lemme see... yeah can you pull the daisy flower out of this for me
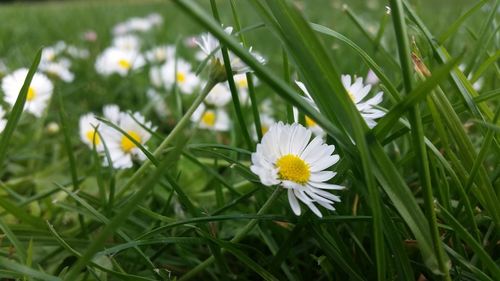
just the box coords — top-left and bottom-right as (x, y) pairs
(233, 73), (259, 105)
(204, 83), (232, 107)
(341, 74), (385, 128)
(112, 34), (141, 51)
(161, 59), (200, 94)
(103, 111), (154, 169)
(365, 69), (379, 85)
(103, 104), (121, 124)
(145, 45), (175, 63)
(196, 26), (265, 81)
(252, 113), (276, 140)
(295, 81), (325, 137)
(95, 47), (145, 77)
(79, 113), (103, 151)
(0, 107), (7, 133)
(191, 103), (230, 131)
(251, 122), (344, 217)
(146, 88), (169, 118)
(1, 68), (53, 117)
(40, 60), (75, 83)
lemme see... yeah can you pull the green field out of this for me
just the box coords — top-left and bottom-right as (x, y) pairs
(0, 0), (498, 280)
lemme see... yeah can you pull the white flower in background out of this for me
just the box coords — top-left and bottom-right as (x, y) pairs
(41, 47), (60, 63)
(295, 81), (325, 137)
(112, 34), (141, 51)
(149, 66), (163, 88)
(146, 13), (163, 26)
(233, 73), (259, 105)
(67, 45), (90, 59)
(103, 104), (121, 124)
(112, 13), (162, 36)
(1, 68), (53, 117)
(161, 59), (200, 94)
(191, 103), (230, 131)
(104, 111), (154, 169)
(79, 113), (103, 151)
(0, 107), (7, 133)
(251, 122), (344, 217)
(145, 45), (175, 63)
(0, 59), (8, 75)
(147, 88), (169, 118)
(40, 60), (75, 83)
(95, 47), (145, 76)
(252, 113), (276, 140)
(365, 69), (379, 85)
(341, 75), (385, 128)
(205, 83), (232, 107)
(459, 64), (484, 91)
(83, 30), (98, 42)
(196, 26), (265, 80)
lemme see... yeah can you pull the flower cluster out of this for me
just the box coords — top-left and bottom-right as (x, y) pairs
(79, 104), (154, 169)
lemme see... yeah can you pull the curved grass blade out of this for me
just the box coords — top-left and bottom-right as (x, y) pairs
(0, 256), (60, 281)
(438, 0), (489, 43)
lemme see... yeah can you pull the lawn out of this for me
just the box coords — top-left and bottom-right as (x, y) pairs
(0, 0), (498, 280)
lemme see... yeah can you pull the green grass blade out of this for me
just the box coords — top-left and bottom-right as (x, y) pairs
(0, 256), (60, 281)
(438, 0), (489, 43)
(0, 48), (42, 167)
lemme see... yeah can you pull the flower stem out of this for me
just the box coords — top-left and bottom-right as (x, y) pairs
(179, 188), (282, 281)
(117, 79), (217, 196)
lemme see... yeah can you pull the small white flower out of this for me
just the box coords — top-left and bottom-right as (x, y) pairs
(1, 68), (54, 117)
(251, 122), (344, 217)
(146, 13), (163, 26)
(103, 111), (154, 169)
(252, 113), (276, 140)
(112, 34), (141, 51)
(295, 81), (325, 137)
(341, 74), (385, 128)
(233, 73), (259, 105)
(196, 26), (265, 79)
(67, 45), (90, 59)
(161, 59), (200, 94)
(0, 107), (7, 133)
(79, 113), (103, 151)
(204, 83), (232, 107)
(103, 104), (121, 124)
(191, 103), (230, 131)
(40, 60), (75, 83)
(95, 47), (145, 77)
(145, 45), (175, 63)
(365, 69), (379, 85)
(146, 88), (169, 118)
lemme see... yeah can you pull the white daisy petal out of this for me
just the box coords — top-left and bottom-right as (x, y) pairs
(288, 189), (302, 216)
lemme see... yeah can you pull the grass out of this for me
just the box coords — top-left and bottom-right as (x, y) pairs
(0, 0), (499, 280)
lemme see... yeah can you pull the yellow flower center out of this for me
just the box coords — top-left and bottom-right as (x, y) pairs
(305, 116), (316, 128)
(176, 72), (186, 83)
(276, 154), (310, 184)
(118, 59), (131, 70)
(201, 111), (216, 127)
(261, 125), (269, 135)
(237, 78), (248, 88)
(348, 90), (355, 101)
(27, 87), (36, 101)
(121, 131), (141, 152)
(85, 130), (100, 145)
